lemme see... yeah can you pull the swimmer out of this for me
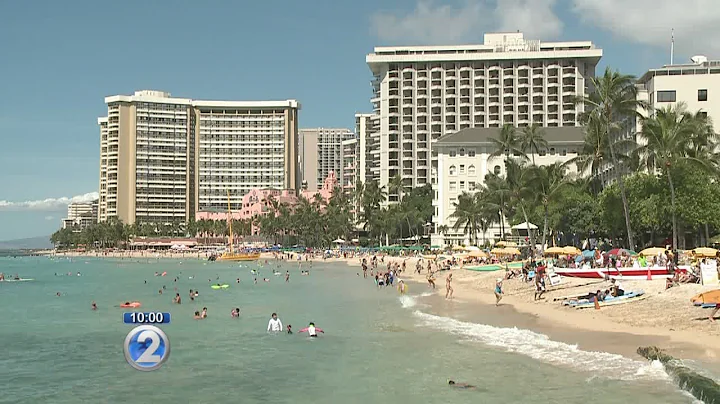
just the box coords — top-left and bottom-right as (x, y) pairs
(267, 313), (283, 332)
(263, 278), (270, 282)
(398, 280), (408, 295)
(193, 311), (203, 320)
(158, 289), (163, 295)
(287, 324), (293, 334)
(285, 271), (290, 282)
(56, 292), (61, 297)
(231, 308), (240, 318)
(91, 301), (97, 310)
(448, 380), (475, 389)
(77, 272), (81, 276)
(236, 278), (240, 284)
(173, 293), (181, 304)
(254, 278), (258, 284)
(189, 289), (195, 301)
(201, 307), (208, 318)
(298, 322), (324, 337)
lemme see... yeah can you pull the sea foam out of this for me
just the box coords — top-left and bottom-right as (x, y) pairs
(400, 293), (671, 382)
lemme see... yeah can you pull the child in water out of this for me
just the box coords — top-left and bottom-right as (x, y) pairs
(287, 324), (293, 334)
(231, 308), (240, 318)
(193, 311), (203, 320)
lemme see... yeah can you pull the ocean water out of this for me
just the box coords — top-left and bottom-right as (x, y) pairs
(0, 256), (704, 404)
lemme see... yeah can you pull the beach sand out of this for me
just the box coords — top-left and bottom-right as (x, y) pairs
(47, 249), (720, 363)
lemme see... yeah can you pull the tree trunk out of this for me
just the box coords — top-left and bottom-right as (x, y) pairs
(705, 223), (710, 246)
(609, 146), (634, 249)
(499, 205), (506, 240)
(520, 204), (534, 254)
(667, 169), (678, 250)
(541, 203), (549, 249)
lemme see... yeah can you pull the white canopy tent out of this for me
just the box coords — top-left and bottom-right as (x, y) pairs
(511, 222), (538, 230)
(332, 238), (346, 244)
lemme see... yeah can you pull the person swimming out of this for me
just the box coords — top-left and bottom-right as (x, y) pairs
(193, 311), (203, 320)
(448, 380), (475, 389)
(231, 308), (240, 318)
(298, 322), (324, 337)
(287, 324), (293, 334)
(201, 307), (208, 318)
(91, 301), (97, 310)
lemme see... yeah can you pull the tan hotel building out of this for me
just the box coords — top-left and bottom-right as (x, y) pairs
(97, 90), (300, 225)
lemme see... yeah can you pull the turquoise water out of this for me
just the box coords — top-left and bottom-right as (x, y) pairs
(0, 256), (701, 403)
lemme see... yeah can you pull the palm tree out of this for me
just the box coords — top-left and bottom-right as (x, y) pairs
(489, 124), (525, 160)
(574, 67), (648, 249)
(449, 192), (481, 245)
(635, 104), (717, 250)
(504, 159), (535, 247)
(529, 163), (569, 248)
(483, 173), (510, 239)
(387, 174), (404, 202)
(519, 124), (548, 165)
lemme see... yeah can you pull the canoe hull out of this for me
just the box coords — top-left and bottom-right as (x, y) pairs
(553, 266), (688, 279)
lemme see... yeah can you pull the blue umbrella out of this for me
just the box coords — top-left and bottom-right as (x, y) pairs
(582, 250), (595, 258)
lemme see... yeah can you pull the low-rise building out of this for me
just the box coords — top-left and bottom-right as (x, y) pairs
(61, 200), (99, 230)
(431, 127), (584, 247)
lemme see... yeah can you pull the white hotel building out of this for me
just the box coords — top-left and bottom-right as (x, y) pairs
(98, 90), (300, 225)
(366, 32), (602, 204)
(431, 127), (584, 247)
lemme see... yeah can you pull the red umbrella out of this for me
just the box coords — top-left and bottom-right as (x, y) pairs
(607, 248), (632, 256)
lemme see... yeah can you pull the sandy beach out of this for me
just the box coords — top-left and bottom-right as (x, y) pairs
(46, 249), (719, 363)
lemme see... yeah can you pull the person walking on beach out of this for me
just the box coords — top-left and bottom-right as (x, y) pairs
(709, 304), (720, 322)
(495, 278), (504, 306)
(427, 270), (436, 289)
(445, 273), (454, 299)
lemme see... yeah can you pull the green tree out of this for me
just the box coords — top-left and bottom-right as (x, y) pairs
(519, 124), (548, 165)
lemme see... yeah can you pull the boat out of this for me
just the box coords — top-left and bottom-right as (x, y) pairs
(465, 261), (524, 272)
(563, 290), (645, 307)
(552, 265), (690, 280)
(215, 190), (261, 262)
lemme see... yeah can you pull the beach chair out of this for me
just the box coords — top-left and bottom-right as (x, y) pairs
(547, 268), (562, 287)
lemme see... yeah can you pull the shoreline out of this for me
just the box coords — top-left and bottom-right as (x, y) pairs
(40, 250), (719, 364)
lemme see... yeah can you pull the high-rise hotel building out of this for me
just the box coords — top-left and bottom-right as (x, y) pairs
(299, 128), (354, 191)
(365, 32), (602, 202)
(97, 90), (300, 225)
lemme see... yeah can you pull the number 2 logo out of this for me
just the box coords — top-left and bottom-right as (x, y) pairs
(124, 325), (171, 371)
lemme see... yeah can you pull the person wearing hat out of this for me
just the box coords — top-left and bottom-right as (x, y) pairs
(299, 322), (324, 337)
(494, 278), (504, 306)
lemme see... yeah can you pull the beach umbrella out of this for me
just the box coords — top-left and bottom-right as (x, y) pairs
(332, 238), (345, 244)
(543, 246), (565, 255)
(562, 246), (581, 255)
(500, 247), (521, 255)
(693, 247), (718, 257)
(469, 250), (487, 258)
(495, 241), (507, 247)
(465, 246), (481, 251)
(639, 247), (666, 256)
(607, 248), (634, 257)
(490, 247), (505, 254)
(581, 250), (595, 258)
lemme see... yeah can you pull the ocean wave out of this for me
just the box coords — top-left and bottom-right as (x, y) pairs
(412, 310), (671, 382)
(398, 291), (433, 309)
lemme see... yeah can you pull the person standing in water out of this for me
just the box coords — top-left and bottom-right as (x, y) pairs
(398, 280), (408, 295)
(287, 324), (293, 334)
(267, 313), (283, 332)
(445, 273), (454, 299)
(494, 278), (504, 306)
(298, 322), (324, 337)
(285, 271), (290, 283)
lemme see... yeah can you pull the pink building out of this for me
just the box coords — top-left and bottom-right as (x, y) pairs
(195, 172), (338, 235)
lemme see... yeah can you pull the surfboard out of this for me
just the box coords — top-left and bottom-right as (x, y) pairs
(690, 289), (720, 305)
(1, 278), (34, 282)
(575, 293), (649, 309)
(211, 284), (229, 289)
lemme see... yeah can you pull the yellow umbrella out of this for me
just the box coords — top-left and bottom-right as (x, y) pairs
(495, 241), (507, 247)
(452, 246), (465, 251)
(490, 247), (505, 254)
(499, 247), (521, 255)
(543, 246), (565, 255)
(469, 250), (487, 258)
(562, 246), (581, 255)
(693, 247), (718, 257)
(504, 241), (518, 247)
(639, 247), (666, 256)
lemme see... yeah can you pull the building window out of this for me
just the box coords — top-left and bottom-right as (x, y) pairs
(657, 90), (676, 102)
(699, 89), (708, 102)
(494, 165), (501, 175)
(449, 181), (457, 192)
(459, 148), (465, 156)
(468, 165), (476, 176)
(468, 149), (476, 157)
(459, 165), (465, 174)
(700, 111), (708, 119)
(560, 149), (567, 156)
(549, 147), (555, 155)
(449, 165), (456, 175)
(449, 149), (457, 157)
(469, 181), (476, 191)
(460, 181), (465, 190)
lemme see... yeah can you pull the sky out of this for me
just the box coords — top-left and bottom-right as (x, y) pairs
(0, 0), (718, 241)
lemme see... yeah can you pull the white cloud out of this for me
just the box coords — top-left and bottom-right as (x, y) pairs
(44, 216), (55, 221)
(0, 192), (98, 211)
(370, 0), (563, 45)
(571, 0), (720, 56)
